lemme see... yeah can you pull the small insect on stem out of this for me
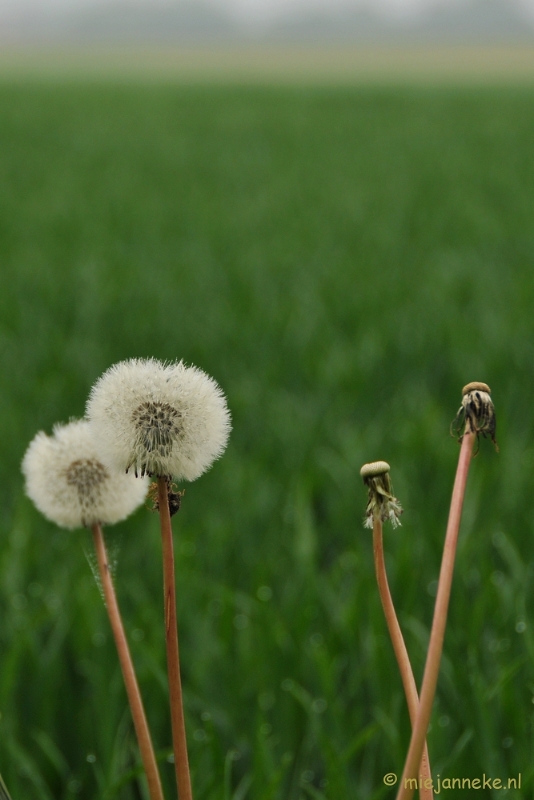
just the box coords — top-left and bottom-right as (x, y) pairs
(147, 479), (184, 517)
(451, 381), (498, 452)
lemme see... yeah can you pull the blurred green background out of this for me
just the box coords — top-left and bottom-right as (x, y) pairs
(1, 77), (534, 799)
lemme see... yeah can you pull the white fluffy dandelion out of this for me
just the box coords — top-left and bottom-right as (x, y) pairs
(86, 358), (231, 480)
(22, 419), (149, 529)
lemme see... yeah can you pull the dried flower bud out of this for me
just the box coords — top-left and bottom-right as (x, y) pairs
(360, 461), (403, 529)
(451, 381), (497, 449)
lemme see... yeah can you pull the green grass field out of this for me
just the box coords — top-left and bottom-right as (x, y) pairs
(1, 79), (534, 799)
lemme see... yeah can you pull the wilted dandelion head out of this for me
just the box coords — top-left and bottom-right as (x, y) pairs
(452, 381), (497, 449)
(360, 461), (403, 529)
(22, 419), (149, 529)
(86, 358), (231, 480)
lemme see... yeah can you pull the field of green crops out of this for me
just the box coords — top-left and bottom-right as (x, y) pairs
(1, 78), (534, 799)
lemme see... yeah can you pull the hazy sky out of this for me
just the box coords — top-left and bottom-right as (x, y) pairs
(1, 0), (534, 24)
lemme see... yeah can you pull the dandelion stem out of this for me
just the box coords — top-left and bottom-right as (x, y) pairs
(396, 431), (476, 800)
(157, 476), (193, 800)
(91, 523), (165, 800)
(373, 517), (433, 800)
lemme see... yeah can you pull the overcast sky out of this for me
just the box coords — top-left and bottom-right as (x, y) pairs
(1, 0), (534, 23)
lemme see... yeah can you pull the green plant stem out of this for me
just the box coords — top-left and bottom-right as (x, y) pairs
(91, 523), (165, 800)
(157, 476), (193, 800)
(396, 431), (476, 800)
(373, 518), (433, 800)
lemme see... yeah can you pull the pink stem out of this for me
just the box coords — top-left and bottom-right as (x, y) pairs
(396, 432), (475, 800)
(373, 518), (433, 800)
(91, 523), (165, 800)
(157, 476), (193, 800)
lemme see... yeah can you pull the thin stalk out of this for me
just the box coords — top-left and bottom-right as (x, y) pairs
(373, 518), (433, 800)
(91, 523), (165, 800)
(396, 431), (475, 800)
(157, 476), (193, 800)
(0, 773), (13, 800)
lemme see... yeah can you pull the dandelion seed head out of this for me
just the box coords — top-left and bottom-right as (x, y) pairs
(22, 419), (149, 529)
(86, 358), (231, 480)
